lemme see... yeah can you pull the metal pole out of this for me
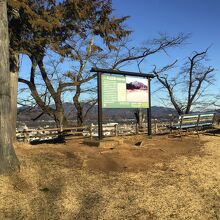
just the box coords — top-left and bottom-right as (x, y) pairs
(97, 72), (103, 139)
(147, 78), (152, 136)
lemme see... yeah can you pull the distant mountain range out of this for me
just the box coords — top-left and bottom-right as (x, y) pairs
(17, 102), (220, 127)
(17, 102), (177, 124)
(126, 81), (148, 90)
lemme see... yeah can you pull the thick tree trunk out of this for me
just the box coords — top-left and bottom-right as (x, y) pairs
(53, 110), (68, 140)
(0, 0), (19, 174)
(134, 109), (145, 129)
(10, 52), (19, 142)
(54, 110), (68, 129)
(76, 107), (83, 127)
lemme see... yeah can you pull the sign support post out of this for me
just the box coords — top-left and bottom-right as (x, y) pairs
(147, 78), (152, 136)
(97, 72), (103, 140)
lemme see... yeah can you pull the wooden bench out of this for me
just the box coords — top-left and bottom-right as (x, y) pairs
(169, 112), (215, 137)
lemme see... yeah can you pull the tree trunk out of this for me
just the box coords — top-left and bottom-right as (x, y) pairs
(0, 0), (19, 174)
(53, 110), (68, 140)
(76, 107), (83, 127)
(73, 85), (84, 127)
(10, 52), (19, 142)
(54, 110), (68, 129)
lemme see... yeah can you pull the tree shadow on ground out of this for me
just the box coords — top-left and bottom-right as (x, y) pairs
(73, 191), (103, 219)
(30, 136), (65, 145)
(30, 174), (65, 219)
(202, 128), (220, 136)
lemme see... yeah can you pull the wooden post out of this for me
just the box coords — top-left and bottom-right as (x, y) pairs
(154, 122), (158, 134)
(23, 129), (29, 143)
(89, 124), (93, 139)
(97, 72), (103, 140)
(147, 78), (152, 136)
(115, 124), (118, 136)
(136, 123), (139, 134)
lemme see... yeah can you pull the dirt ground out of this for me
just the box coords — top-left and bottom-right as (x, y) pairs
(0, 134), (219, 219)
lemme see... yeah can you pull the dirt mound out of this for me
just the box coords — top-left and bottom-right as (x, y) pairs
(15, 135), (204, 173)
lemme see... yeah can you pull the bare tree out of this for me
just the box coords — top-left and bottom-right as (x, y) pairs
(67, 33), (190, 125)
(110, 33), (189, 70)
(18, 33), (189, 127)
(213, 93), (220, 110)
(18, 54), (69, 129)
(0, 0), (19, 174)
(153, 48), (215, 115)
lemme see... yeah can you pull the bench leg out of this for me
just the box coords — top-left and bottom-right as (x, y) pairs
(196, 126), (200, 138)
(179, 129), (183, 140)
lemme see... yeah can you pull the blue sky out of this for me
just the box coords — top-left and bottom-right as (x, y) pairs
(112, 0), (220, 106)
(19, 0), (220, 108)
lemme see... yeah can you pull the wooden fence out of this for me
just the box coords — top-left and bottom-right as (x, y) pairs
(16, 122), (171, 142)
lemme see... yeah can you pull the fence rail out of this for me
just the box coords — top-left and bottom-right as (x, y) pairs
(16, 122), (171, 142)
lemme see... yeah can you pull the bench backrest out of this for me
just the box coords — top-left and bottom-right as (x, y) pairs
(178, 113), (215, 128)
(198, 113), (215, 125)
(178, 114), (199, 128)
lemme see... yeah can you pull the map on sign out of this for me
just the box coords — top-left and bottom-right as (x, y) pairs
(102, 74), (149, 108)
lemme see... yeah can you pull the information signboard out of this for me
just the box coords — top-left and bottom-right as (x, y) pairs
(102, 74), (149, 108)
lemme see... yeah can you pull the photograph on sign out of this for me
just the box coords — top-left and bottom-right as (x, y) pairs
(126, 76), (148, 103)
(102, 74), (149, 108)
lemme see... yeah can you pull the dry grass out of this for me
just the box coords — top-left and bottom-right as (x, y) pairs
(0, 135), (219, 219)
